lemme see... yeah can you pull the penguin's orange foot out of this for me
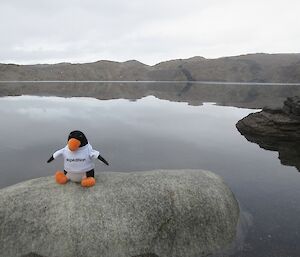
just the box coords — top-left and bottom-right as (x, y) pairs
(81, 177), (96, 187)
(55, 171), (68, 185)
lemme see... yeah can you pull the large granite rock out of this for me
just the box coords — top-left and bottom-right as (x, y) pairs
(0, 170), (239, 257)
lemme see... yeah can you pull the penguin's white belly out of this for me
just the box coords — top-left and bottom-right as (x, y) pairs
(66, 172), (86, 182)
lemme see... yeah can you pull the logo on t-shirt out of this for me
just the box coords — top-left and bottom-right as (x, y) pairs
(66, 158), (86, 163)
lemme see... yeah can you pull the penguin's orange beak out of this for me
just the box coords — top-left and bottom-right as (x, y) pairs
(68, 138), (81, 151)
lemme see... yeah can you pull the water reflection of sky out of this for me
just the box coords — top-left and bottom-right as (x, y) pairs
(0, 95), (300, 256)
(0, 95), (257, 182)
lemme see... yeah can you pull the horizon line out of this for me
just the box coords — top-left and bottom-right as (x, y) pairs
(0, 80), (300, 86)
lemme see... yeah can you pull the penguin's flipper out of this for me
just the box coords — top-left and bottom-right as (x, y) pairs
(47, 155), (54, 163)
(98, 154), (109, 166)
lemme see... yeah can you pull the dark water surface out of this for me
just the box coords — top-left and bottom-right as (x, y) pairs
(0, 82), (300, 257)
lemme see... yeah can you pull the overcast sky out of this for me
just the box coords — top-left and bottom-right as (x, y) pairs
(0, 0), (299, 65)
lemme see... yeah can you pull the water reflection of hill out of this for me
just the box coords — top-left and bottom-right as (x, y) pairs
(0, 82), (300, 109)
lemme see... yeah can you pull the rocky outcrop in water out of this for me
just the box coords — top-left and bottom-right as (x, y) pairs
(236, 96), (300, 170)
(282, 95), (300, 117)
(236, 96), (300, 139)
(0, 170), (239, 257)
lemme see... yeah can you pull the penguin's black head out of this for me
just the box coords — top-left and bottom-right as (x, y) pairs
(67, 130), (88, 151)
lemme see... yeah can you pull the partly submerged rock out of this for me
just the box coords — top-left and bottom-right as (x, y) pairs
(236, 96), (300, 139)
(236, 96), (300, 171)
(0, 170), (239, 257)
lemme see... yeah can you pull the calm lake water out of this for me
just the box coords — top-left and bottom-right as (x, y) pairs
(0, 83), (300, 257)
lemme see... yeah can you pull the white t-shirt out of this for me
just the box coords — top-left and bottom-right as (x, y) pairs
(53, 143), (100, 173)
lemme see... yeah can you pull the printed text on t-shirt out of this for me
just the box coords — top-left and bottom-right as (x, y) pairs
(66, 158), (86, 162)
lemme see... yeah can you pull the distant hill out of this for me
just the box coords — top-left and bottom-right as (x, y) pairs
(1, 53), (300, 82)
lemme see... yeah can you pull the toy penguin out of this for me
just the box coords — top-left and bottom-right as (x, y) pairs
(47, 130), (109, 187)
